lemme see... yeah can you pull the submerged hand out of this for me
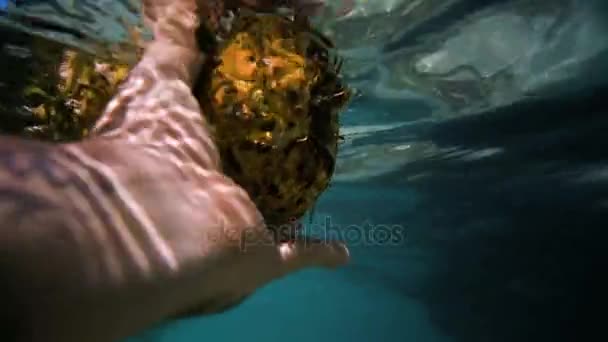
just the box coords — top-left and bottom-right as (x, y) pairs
(133, 0), (351, 314)
(0, 1), (349, 341)
(161, 195), (351, 317)
(103, 0), (351, 318)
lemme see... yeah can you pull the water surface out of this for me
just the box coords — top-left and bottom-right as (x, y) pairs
(1, 1), (606, 341)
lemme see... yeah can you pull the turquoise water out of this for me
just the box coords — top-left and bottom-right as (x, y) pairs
(127, 182), (448, 342)
(2, 1), (607, 341)
(124, 84), (607, 342)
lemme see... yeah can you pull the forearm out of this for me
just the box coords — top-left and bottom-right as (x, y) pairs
(0, 210), (146, 342)
(138, 41), (204, 87)
(0, 143), (153, 341)
(0, 142), (212, 342)
(139, 0), (207, 85)
(92, 0), (209, 137)
(0, 139), (264, 341)
(90, 39), (206, 136)
(0, 2), (264, 339)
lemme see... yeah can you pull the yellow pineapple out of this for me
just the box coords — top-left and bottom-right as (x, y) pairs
(196, 12), (350, 224)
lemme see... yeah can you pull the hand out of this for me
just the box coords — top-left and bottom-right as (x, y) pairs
(125, 150), (349, 318)
(161, 190), (351, 317)
(103, 0), (349, 334)
(1, 1), (349, 341)
(133, 0), (350, 319)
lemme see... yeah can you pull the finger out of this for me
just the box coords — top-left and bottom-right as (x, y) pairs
(277, 237), (350, 272)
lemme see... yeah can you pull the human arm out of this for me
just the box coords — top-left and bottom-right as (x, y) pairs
(0, 1), (348, 341)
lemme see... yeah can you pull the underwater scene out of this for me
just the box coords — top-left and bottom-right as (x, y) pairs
(1, 0), (607, 341)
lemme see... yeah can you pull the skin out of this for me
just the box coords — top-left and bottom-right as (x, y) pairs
(0, 1), (349, 341)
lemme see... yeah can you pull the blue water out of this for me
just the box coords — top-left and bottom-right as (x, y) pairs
(126, 84), (608, 342)
(2, 1), (607, 341)
(127, 183), (446, 342)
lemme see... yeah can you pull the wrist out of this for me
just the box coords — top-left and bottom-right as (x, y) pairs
(141, 41), (205, 86)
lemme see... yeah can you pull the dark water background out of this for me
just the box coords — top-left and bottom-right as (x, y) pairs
(126, 81), (607, 342)
(1, 0), (607, 341)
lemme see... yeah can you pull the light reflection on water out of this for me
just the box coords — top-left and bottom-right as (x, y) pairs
(1, 1), (607, 341)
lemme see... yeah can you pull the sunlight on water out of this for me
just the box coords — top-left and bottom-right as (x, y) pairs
(1, 1), (607, 341)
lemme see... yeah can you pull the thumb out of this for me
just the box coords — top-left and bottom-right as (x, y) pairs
(277, 237), (350, 273)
